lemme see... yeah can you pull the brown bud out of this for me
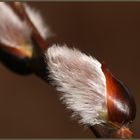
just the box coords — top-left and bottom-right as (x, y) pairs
(101, 64), (136, 137)
(102, 64), (136, 124)
(0, 43), (32, 75)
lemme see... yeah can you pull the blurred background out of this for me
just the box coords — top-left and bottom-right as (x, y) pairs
(0, 2), (139, 138)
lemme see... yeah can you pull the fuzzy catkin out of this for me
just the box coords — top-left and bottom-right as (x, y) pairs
(45, 44), (107, 125)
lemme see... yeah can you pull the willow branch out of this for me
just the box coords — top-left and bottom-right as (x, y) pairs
(1, 2), (132, 138)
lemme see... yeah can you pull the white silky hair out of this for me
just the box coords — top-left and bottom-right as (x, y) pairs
(45, 44), (107, 125)
(0, 2), (51, 49)
(25, 4), (52, 40)
(0, 2), (31, 48)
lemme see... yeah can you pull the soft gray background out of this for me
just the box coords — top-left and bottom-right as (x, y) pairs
(0, 2), (139, 138)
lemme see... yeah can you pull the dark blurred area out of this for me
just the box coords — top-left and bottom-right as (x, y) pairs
(0, 2), (139, 138)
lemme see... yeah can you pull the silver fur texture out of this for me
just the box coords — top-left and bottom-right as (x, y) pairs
(0, 2), (31, 49)
(45, 44), (107, 125)
(0, 2), (50, 49)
